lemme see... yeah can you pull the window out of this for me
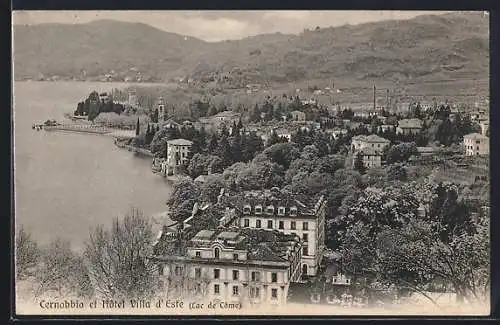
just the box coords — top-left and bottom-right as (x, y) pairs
(174, 266), (182, 276)
(477, 146), (479, 150)
(251, 271), (261, 282)
(250, 287), (260, 298)
(214, 269), (220, 279)
(279, 221), (284, 229)
(476, 140), (481, 144)
(233, 270), (239, 280)
(214, 248), (220, 259)
(271, 272), (278, 283)
(267, 220), (273, 229)
(233, 253), (238, 261)
(244, 219), (250, 227)
(266, 206), (274, 214)
(158, 266), (164, 276)
(195, 251), (201, 258)
(291, 221), (296, 230)
(255, 205), (262, 214)
(232, 285), (239, 296)
(290, 207), (297, 216)
(303, 233), (308, 242)
(278, 207), (285, 215)
(333, 278), (337, 283)
(302, 222), (308, 230)
(243, 205), (251, 214)
(303, 247), (308, 256)
(271, 288), (278, 299)
(256, 220), (261, 228)
(214, 284), (220, 294)
(195, 268), (201, 279)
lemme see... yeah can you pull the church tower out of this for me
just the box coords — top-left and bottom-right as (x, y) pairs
(158, 97), (165, 121)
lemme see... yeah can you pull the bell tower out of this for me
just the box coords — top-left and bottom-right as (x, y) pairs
(158, 97), (165, 121)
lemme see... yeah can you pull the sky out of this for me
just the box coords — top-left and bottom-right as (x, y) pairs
(12, 10), (456, 42)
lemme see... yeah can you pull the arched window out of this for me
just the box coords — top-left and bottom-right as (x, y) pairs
(214, 248), (220, 259)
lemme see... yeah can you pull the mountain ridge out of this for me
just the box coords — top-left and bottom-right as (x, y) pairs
(13, 12), (489, 90)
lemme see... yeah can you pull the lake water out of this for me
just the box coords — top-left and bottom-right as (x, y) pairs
(14, 81), (173, 251)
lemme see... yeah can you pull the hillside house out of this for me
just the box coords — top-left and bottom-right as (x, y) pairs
(463, 133), (489, 156)
(352, 148), (383, 168)
(273, 128), (293, 142)
(325, 128), (348, 140)
(378, 124), (395, 133)
(396, 118), (423, 135)
(290, 110), (306, 122)
(351, 134), (390, 153)
(480, 120), (489, 136)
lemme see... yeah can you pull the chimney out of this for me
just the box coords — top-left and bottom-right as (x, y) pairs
(386, 88), (389, 110)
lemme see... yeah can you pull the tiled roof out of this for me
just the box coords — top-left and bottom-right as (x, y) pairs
(398, 118), (423, 129)
(464, 133), (488, 140)
(225, 188), (320, 216)
(352, 134), (390, 143)
(167, 138), (193, 146)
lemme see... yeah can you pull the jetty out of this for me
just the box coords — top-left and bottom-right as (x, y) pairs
(42, 123), (111, 135)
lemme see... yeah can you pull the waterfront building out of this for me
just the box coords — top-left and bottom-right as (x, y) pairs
(151, 224), (302, 307)
(396, 118), (423, 135)
(166, 139), (193, 175)
(227, 188), (326, 277)
(463, 133), (489, 156)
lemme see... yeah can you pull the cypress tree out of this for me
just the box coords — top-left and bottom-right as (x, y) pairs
(354, 152), (366, 174)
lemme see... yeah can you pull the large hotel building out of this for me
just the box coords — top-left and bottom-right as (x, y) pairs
(150, 188), (326, 306)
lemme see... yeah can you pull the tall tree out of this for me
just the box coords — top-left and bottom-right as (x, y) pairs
(16, 226), (40, 280)
(135, 118), (140, 136)
(208, 133), (219, 154)
(84, 208), (158, 299)
(354, 153), (366, 174)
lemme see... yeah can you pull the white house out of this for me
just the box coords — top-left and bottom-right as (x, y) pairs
(463, 133), (489, 156)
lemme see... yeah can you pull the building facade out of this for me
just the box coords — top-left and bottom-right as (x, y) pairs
(228, 188), (327, 277)
(396, 118), (423, 135)
(351, 134), (390, 153)
(290, 110), (306, 122)
(152, 228), (302, 307)
(352, 149), (383, 168)
(463, 133), (489, 156)
(166, 139), (193, 175)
